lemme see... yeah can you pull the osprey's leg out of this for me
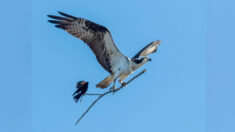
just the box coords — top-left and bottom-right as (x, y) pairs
(110, 79), (117, 93)
(110, 70), (121, 92)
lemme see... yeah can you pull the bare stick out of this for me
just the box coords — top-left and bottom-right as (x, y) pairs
(84, 93), (102, 96)
(75, 69), (146, 126)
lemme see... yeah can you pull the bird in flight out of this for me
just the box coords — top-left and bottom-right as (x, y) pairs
(48, 11), (161, 91)
(72, 81), (88, 103)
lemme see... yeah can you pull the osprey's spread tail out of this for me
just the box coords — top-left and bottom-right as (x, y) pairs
(96, 75), (114, 88)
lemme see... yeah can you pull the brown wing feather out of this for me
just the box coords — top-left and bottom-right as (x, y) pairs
(48, 11), (125, 73)
(132, 40), (161, 59)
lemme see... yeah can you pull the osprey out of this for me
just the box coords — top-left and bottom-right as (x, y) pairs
(48, 11), (161, 91)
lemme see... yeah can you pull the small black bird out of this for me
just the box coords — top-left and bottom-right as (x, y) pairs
(73, 81), (88, 103)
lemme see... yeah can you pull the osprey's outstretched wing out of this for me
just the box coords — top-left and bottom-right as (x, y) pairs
(48, 11), (126, 73)
(132, 40), (161, 59)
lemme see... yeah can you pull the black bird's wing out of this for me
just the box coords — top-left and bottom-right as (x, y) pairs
(72, 82), (89, 103)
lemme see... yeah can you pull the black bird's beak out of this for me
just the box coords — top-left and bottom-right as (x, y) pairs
(148, 58), (152, 61)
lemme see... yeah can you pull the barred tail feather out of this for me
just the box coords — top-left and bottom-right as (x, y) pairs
(96, 75), (114, 89)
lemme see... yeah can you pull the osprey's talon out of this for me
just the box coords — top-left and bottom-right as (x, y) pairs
(121, 82), (127, 87)
(110, 85), (116, 94)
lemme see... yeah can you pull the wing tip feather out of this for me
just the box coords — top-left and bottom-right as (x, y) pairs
(55, 25), (66, 29)
(57, 11), (77, 19)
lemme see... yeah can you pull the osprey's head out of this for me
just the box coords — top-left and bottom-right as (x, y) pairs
(132, 56), (151, 71)
(133, 56), (151, 64)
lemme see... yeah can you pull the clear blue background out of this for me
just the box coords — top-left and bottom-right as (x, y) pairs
(0, 0), (234, 132)
(0, 0), (31, 132)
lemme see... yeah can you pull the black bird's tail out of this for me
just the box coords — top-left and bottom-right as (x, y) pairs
(73, 93), (82, 103)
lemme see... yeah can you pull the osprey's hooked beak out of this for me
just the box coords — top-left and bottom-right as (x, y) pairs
(148, 58), (152, 61)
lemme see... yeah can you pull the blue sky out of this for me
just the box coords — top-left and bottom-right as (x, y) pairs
(0, 0), (234, 132)
(0, 1), (31, 132)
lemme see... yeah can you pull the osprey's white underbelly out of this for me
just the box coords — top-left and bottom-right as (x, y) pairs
(111, 57), (133, 80)
(102, 32), (133, 80)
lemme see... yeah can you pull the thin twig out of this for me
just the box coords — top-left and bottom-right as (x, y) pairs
(75, 69), (146, 126)
(84, 93), (102, 96)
